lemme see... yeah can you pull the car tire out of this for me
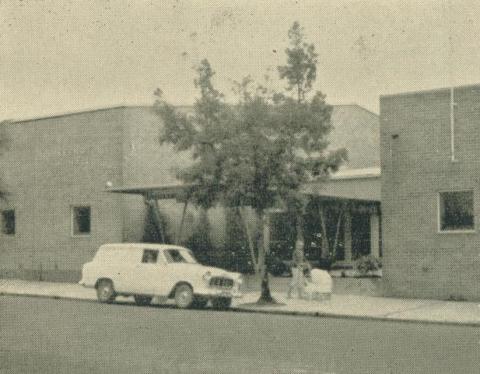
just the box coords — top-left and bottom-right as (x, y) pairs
(134, 295), (152, 306)
(174, 284), (194, 309)
(191, 296), (208, 309)
(211, 297), (232, 310)
(96, 279), (116, 303)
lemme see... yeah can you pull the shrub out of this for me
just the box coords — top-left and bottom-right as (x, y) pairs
(266, 254), (291, 277)
(355, 255), (382, 276)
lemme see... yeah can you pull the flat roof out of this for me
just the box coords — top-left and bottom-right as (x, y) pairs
(107, 183), (194, 200)
(380, 82), (480, 99)
(330, 167), (380, 180)
(107, 168), (381, 202)
(4, 103), (376, 124)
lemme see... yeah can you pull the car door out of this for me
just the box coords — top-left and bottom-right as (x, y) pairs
(136, 248), (170, 296)
(114, 248), (143, 294)
(162, 248), (190, 293)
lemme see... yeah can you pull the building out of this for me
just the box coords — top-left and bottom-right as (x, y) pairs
(380, 83), (480, 300)
(0, 104), (380, 282)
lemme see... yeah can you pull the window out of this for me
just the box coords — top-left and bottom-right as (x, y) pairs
(2, 209), (15, 235)
(439, 191), (474, 232)
(142, 249), (159, 264)
(164, 249), (197, 264)
(72, 206), (91, 235)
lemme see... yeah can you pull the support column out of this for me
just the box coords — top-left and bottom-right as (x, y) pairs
(176, 199), (189, 244)
(144, 195), (165, 243)
(344, 210), (352, 262)
(370, 213), (380, 258)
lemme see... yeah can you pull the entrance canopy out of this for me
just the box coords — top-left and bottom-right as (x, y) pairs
(302, 167), (380, 202)
(106, 167), (381, 203)
(107, 183), (194, 201)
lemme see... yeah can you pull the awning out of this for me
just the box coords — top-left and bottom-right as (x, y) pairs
(106, 168), (381, 203)
(106, 184), (194, 200)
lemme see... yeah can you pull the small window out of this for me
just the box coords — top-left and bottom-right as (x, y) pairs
(439, 191), (474, 231)
(164, 249), (188, 263)
(2, 209), (15, 235)
(142, 249), (159, 264)
(72, 206), (91, 235)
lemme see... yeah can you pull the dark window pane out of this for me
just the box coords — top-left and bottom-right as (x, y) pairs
(440, 191), (474, 231)
(142, 249), (158, 264)
(164, 249), (187, 263)
(2, 209), (15, 235)
(73, 206), (91, 235)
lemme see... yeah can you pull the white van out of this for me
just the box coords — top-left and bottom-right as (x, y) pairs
(80, 243), (242, 309)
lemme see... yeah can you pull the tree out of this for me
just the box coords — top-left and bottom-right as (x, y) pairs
(276, 21), (348, 255)
(154, 22), (346, 303)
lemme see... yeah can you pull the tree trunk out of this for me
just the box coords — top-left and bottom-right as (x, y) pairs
(237, 207), (259, 274)
(256, 210), (275, 304)
(331, 208), (344, 261)
(296, 213), (305, 257)
(318, 205), (329, 258)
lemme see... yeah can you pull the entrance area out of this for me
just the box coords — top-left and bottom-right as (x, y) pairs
(269, 197), (381, 269)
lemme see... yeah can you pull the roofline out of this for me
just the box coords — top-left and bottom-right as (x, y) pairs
(99, 243), (189, 250)
(106, 183), (190, 193)
(329, 167), (381, 180)
(332, 103), (378, 117)
(380, 83), (480, 99)
(4, 103), (377, 125)
(6, 105), (154, 125)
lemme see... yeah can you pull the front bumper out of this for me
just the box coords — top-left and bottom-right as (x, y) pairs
(195, 286), (242, 299)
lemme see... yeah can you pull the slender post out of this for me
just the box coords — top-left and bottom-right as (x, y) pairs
(144, 195), (165, 243)
(370, 212), (380, 258)
(344, 209), (352, 263)
(176, 199), (189, 244)
(450, 87), (456, 162)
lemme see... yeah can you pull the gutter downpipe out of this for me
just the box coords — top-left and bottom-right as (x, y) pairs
(450, 87), (456, 162)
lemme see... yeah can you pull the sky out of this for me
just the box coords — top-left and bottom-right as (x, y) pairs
(1, 0), (479, 120)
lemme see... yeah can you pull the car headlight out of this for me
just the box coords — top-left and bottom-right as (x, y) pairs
(202, 271), (212, 282)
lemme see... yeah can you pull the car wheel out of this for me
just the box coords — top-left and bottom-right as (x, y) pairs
(174, 284), (194, 309)
(134, 295), (152, 306)
(211, 297), (232, 310)
(192, 296), (208, 309)
(96, 279), (116, 303)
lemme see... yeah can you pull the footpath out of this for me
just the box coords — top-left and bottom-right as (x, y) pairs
(1, 278), (480, 326)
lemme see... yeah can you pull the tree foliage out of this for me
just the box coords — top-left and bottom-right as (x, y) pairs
(154, 22), (347, 302)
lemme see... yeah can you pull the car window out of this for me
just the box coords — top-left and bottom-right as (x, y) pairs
(141, 249), (159, 264)
(164, 249), (197, 264)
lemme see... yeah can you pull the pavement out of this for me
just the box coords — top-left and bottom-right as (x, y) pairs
(1, 278), (480, 326)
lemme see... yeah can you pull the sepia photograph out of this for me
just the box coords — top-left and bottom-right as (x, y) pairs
(1, 1), (480, 373)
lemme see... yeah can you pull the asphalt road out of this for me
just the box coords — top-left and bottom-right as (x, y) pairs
(1, 296), (479, 374)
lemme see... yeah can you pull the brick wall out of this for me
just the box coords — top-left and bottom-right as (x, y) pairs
(0, 108), (126, 281)
(380, 84), (480, 300)
(119, 106), (226, 246)
(0, 106), (229, 282)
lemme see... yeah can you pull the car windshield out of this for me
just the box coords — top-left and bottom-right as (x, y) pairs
(164, 249), (197, 264)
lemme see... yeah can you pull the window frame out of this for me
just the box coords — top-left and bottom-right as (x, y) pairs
(437, 190), (475, 234)
(71, 205), (92, 237)
(141, 249), (160, 264)
(1, 209), (15, 236)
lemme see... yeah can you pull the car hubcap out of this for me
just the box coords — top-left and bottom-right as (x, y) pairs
(100, 285), (110, 298)
(179, 291), (189, 304)
(177, 288), (192, 307)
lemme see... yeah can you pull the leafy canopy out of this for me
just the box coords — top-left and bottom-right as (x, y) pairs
(154, 22), (347, 213)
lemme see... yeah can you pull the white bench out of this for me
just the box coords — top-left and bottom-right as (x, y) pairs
(302, 269), (332, 301)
